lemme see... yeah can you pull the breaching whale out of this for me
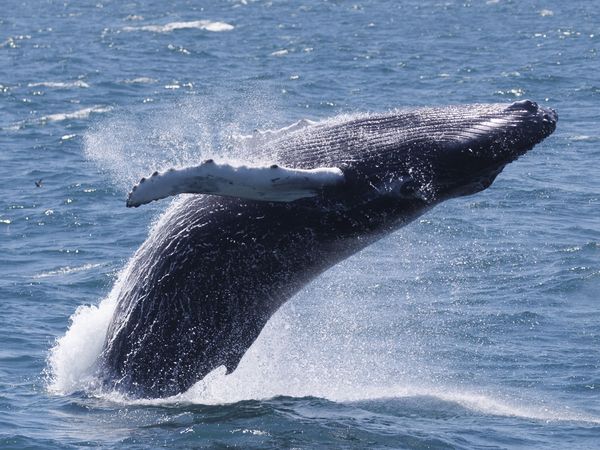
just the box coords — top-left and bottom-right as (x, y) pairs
(98, 100), (557, 398)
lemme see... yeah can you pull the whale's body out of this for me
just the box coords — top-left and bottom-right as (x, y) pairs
(99, 101), (557, 398)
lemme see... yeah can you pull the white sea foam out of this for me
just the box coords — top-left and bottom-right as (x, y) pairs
(123, 20), (234, 33)
(34, 263), (103, 279)
(270, 49), (289, 57)
(82, 95), (281, 191)
(570, 134), (597, 142)
(5, 105), (112, 130)
(122, 77), (158, 84)
(125, 14), (144, 21)
(41, 106), (112, 123)
(47, 266), (600, 425)
(47, 291), (117, 394)
(28, 80), (90, 89)
(46, 200), (185, 394)
(0, 34), (31, 48)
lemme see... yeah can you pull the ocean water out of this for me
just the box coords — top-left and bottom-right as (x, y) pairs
(1, 0), (599, 448)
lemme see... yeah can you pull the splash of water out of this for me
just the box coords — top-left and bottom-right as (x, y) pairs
(47, 288), (117, 394)
(82, 92), (280, 192)
(47, 256), (600, 425)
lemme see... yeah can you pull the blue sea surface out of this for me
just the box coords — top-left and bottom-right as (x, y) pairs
(1, 0), (599, 448)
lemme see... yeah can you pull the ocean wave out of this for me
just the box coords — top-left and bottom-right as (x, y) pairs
(3, 105), (112, 131)
(33, 263), (103, 279)
(40, 106), (112, 123)
(0, 34), (31, 48)
(270, 49), (289, 57)
(123, 20), (234, 33)
(122, 77), (158, 84)
(28, 80), (90, 89)
(113, 378), (600, 425)
(570, 134), (598, 142)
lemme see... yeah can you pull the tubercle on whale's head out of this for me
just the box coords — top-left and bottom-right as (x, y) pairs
(508, 99), (558, 137)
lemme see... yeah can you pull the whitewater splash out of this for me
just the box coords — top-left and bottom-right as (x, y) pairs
(123, 20), (234, 33)
(4, 105), (113, 131)
(47, 211), (600, 426)
(28, 80), (90, 89)
(47, 240), (600, 425)
(82, 95), (279, 192)
(33, 263), (104, 279)
(42, 106), (113, 123)
(49, 93), (290, 392)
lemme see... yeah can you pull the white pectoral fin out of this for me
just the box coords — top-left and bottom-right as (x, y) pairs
(126, 160), (345, 207)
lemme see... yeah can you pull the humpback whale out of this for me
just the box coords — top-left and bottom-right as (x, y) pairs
(98, 100), (557, 398)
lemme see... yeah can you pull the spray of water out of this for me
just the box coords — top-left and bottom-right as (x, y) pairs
(82, 91), (281, 191)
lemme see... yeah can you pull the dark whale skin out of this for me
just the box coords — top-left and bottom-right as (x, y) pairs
(99, 101), (557, 398)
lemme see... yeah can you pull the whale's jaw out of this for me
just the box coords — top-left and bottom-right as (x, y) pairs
(432, 100), (557, 200)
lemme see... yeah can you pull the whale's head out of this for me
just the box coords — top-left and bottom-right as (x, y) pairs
(420, 100), (557, 201)
(337, 100), (557, 206)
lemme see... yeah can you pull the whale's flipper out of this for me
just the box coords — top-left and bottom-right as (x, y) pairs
(126, 160), (344, 207)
